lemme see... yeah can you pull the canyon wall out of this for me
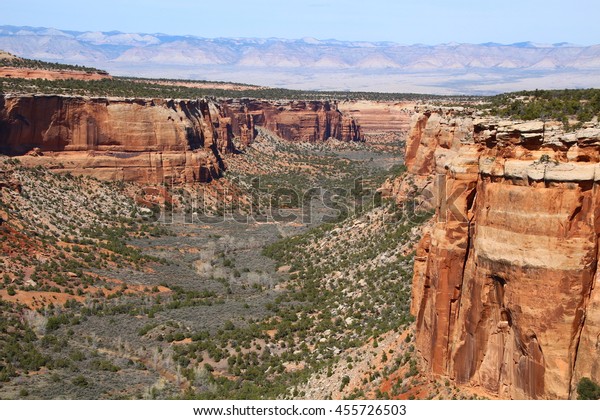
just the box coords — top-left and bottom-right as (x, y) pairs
(404, 109), (600, 399)
(337, 100), (414, 134)
(222, 99), (363, 144)
(0, 95), (232, 183)
(0, 95), (363, 183)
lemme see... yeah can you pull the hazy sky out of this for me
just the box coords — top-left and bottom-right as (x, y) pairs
(2, 0), (598, 45)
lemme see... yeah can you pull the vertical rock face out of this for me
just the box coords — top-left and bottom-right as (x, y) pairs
(221, 99), (363, 144)
(337, 100), (414, 134)
(0, 95), (232, 183)
(405, 109), (600, 399)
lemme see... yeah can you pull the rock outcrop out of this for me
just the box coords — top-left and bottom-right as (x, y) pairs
(0, 95), (232, 183)
(404, 109), (600, 399)
(222, 99), (363, 144)
(0, 169), (21, 193)
(0, 67), (111, 81)
(337, 100), (414, 134)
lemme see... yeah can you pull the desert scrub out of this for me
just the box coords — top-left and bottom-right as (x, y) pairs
(0, 301), (50, 381)
(172, 202), (430, 399)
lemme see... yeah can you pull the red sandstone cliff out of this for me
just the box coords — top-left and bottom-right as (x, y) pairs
(337, 100), (414, 134)
(403, 109), (600, 399)
(222, 99), (363, 144)
(0, 95), (231, 183)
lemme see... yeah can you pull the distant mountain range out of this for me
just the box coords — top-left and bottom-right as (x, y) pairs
(1, 25), (599, 94)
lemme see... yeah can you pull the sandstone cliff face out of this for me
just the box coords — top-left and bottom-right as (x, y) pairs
(405, 109), (600, 399)
(0, 95), (232, 183)
(222, 99), (363, 144)
(337, 100), (414, 134)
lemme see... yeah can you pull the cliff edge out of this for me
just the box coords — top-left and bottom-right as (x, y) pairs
(402, 109), (600, 399)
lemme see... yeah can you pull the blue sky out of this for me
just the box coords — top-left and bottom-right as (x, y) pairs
(2, 0), (598, 45)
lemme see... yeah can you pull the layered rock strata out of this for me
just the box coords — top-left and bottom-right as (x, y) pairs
(222, 99), (363, 144)
(337, 100), (414, 134)
(404, 109), (600, 399)
(0, 95), (232, 183)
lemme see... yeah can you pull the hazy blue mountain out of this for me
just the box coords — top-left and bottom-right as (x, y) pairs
(1, 25), (599, 94)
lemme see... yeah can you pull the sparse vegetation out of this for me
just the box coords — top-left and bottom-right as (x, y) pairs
(485, 88), (600, 128)
(0, 56), (105, 74)
(1, 74), (473, 102)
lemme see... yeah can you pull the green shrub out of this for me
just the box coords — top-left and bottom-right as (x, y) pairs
(339, 375), (350, 391)
(138, 323), (157, 336)
(577, 377), (600, 400)
(72, 375), (89, 387)
(91, 359), (120, 372)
